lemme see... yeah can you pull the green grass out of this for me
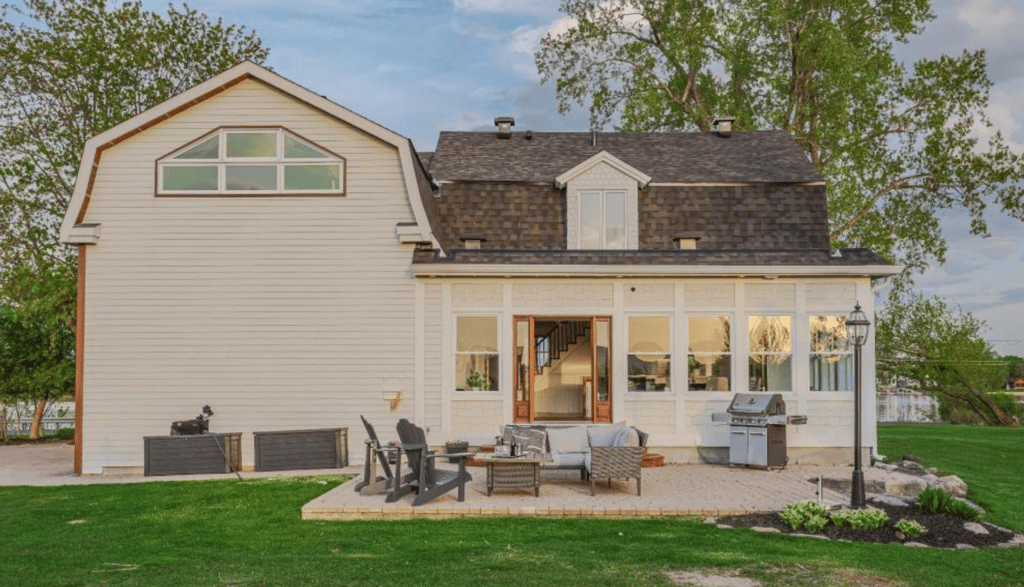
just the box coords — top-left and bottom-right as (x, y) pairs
(1, 425), (1022, 587)
(878, 424), (1024, 530)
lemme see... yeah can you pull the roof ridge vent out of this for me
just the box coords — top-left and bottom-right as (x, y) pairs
(494, 116), (515, 139)
(712, 116), (736, 138)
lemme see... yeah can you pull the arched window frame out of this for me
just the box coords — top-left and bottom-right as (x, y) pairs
(156, 127), (346, 196)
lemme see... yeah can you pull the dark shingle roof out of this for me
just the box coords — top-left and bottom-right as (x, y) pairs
(429, 130), (823, 184)
(413, 248), (891, 268)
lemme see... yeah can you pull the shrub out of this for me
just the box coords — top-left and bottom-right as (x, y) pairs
(917, 486), (980, 521)
(896, 518), (928, 538)
(56, 428), (75, 441)
(830, 508), (889, 530)
(779, 501), (830, 531)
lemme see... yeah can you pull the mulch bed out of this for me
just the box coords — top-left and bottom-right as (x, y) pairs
(718, 499), (1018, 549)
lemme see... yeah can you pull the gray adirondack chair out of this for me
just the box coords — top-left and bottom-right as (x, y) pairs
(354, 415), (412, 496)
(386, 418), (473, 506)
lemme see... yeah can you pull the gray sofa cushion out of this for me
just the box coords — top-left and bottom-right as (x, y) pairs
(547, 426), (589, 454)
(588, 421), (627, 448)
(614, 427), (641, 447)
(551, 452), (586, 468)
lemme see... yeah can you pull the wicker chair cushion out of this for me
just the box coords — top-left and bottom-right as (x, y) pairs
(547, 426), (589, 454)
(551, 452), (586, 468)
(588, 421), (627, 448)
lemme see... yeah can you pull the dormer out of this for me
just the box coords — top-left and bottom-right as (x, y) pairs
(555, 151), (651, 250)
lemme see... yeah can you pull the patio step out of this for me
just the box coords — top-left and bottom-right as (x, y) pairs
(642, 452), (666, 468)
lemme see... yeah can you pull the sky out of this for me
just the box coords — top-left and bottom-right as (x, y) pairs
(135, 0), (1024, 357)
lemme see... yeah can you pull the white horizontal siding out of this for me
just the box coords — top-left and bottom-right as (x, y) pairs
(80, 79), (419, 472)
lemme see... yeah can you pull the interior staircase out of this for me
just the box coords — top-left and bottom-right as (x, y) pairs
(535, 321), (591, 374)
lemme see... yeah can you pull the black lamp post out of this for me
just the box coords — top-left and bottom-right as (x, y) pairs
(846, 302), (871, 509)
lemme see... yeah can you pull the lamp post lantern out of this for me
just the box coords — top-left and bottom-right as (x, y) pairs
(846, 302), (871, 509)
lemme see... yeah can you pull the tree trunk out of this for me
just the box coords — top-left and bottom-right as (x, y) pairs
(29, 396), (49, 440)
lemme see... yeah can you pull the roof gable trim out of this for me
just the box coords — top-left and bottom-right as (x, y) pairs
(554, 151), (652, 189)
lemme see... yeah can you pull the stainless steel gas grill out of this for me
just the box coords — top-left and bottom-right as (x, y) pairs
(720, 393), (803, 469)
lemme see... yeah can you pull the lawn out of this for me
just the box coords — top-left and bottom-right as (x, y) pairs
(1, 425), (1021, 587)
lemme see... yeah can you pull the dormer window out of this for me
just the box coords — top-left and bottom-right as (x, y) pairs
(157, 128), (345, 195)
(579, 190), (626, 249)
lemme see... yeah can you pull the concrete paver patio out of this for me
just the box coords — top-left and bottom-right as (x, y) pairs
(302, 463), (850, 520)
(1, 443), (852, 520)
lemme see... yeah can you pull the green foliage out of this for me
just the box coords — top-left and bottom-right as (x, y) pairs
(917, 486), (980, 521)
(55, 427), (74, 440)
(536, 0), (1024, 273)
(830, 508), (889, 530)
(0, 263), (76, 408)
(0, 0), (269, 271)
(896, 518), (928, 538)
(779, 501), (830, 531)
(877, 292), (1018, 426)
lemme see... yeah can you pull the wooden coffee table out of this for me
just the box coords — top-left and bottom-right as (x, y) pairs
(474, 453), (551, 497)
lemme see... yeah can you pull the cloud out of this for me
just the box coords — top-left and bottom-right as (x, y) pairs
(956, 0), (1024, 39)
(453, 0), (555, 16)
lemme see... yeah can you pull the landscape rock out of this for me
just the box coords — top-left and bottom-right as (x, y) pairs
(703, 517), (717, 524)
(717, 524), (734, 530)
(751, 526), (780, 534)
(873, 462), (897, 473)
(901, 454), (923, 463)
(793, 533), (828, 539)
(884, 474), (928, 497)
(904, 542), (929, 548)
(926, 467), (939, 475)
(867, 493), (909, 507)
(955, 543), (976, 550)
(900, 460), (923, 472)
(921, 474), (940, 486)
(937, 475), (968, 497)
(963, 522), (989, 535)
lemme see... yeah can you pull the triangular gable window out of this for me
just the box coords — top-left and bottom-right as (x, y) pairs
(158, 128), (345, 195)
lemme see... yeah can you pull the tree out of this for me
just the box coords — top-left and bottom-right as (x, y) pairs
(0, 0), (269, 437)
(875, 292), (1017, 425)
(0, 264), (75, 438)
(535, 0), (1024, 273)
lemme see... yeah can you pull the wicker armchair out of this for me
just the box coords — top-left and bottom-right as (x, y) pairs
(589, 446), (643, 496)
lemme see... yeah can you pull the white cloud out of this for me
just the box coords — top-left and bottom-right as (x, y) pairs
(453, 0), (555, 16)
(956, 0), (1023, 38)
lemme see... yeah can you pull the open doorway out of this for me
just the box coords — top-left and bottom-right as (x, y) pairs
(513, 316), (612, 423)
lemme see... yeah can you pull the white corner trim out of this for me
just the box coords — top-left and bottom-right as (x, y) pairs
(60, 61), (438, 248)
(411, 263), (904, 278)
(554, 151), (652, 189)
(66, 223), (101, 245)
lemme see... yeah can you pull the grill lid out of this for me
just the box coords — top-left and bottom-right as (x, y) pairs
(727, 393), (786, 416)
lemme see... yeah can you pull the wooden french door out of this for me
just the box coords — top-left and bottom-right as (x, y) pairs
(513, 315), (612, 423)
(592, 316), (612, 422)
(513, 317), (533, 422)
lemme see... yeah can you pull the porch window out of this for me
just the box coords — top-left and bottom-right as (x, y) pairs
(579, 190), (626, 249)
(455, 315), (499, 392)
(627, 316), (672, 392)
(748, 315), (792, 392)
(157, 128), (344, 195)
(809, 315), (853, 391)
(688, 315), (731, 391)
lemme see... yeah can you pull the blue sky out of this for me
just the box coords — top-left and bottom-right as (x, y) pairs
(140, 0), (1024, 356)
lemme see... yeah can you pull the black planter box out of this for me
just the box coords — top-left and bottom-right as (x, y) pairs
(253, 427), (348, 472)
(144, 433), (242, 476)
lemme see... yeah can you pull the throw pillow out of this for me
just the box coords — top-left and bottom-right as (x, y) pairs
(616, 427), (641, 447)
(588, 421), (627, 448)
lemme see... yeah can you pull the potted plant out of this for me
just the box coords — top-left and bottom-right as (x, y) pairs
(465, 371), (484, 391)
(445, 437), (470, 463)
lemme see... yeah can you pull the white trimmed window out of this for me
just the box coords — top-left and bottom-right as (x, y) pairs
(748, 315), (793, 392)
(809, 315), (854, 391)
(455, 315), (499, 392)
(688, 315), (732, 392)
(579, 190), (626, 249)
(627, 315), (672, 392)
(157, 128), (344, 195)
